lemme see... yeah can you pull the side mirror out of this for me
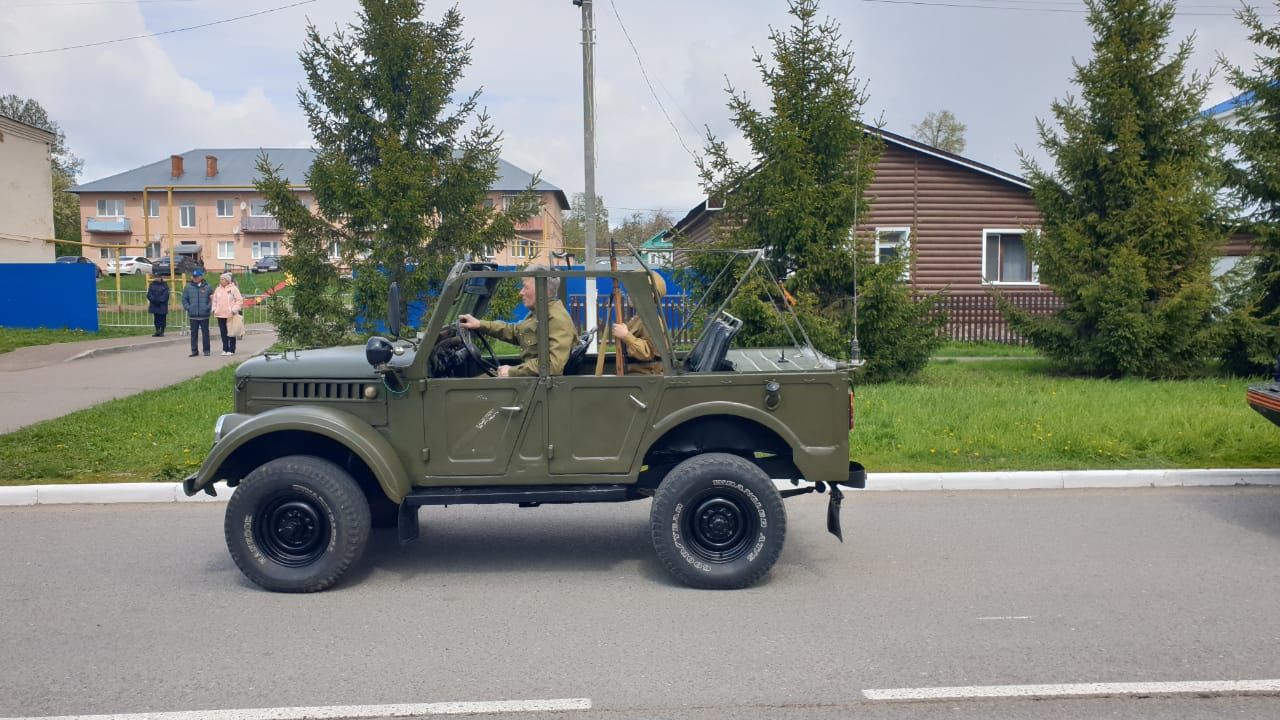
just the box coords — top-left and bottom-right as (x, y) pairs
(387, 282), (402, 339)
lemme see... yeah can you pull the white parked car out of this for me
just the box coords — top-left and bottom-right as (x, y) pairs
(105, 256), (153, 275)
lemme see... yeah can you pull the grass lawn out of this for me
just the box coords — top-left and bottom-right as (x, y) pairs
(0, 365), (236, 485)
(932, 341), (1040, 358)
(0, 326), (155, 355)
(2, 358), (1278, 486)
(97, 271), (291, 295)
(852, 359), (1280, 471)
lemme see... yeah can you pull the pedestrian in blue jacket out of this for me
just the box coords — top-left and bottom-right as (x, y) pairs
(182, 268), (214, 356)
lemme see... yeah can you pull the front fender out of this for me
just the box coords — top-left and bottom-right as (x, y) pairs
(637, 401), (843, 482)
(182, 406), (412, 503)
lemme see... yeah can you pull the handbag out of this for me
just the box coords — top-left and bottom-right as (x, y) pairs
(227, 312), (245, 339)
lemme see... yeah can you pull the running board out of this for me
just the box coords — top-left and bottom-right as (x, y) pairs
(402, 484), (638, 507)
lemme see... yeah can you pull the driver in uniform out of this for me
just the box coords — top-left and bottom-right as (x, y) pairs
(458, 266), (576, 377)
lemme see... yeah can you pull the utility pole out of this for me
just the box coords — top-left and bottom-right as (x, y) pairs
(575, 0), (599, 347)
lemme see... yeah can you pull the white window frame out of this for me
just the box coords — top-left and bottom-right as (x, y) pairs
(146, 241), (161, 258)
(501, 195), (520, 212)
(510, 236), (537, 259)
(217, 241), (235, 260)
(179, 203), (197, 229)
(252, 240), (280, 260)
(328, 240), (341, 260)
(98, 248), (111, 259)
(981, 228), (1038, 286)
(249, 200), (273, 217)
(874, 226), (911, 281)
(96, 199), (124, 217)
(147, 199), (160, 218)
(216, 199), (235, 218)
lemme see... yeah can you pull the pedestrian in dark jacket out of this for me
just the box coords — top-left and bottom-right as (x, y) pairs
(181, 268), (214, 356)
(146, 276), (170, 337)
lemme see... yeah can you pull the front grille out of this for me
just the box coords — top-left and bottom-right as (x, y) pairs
(280, 382), (370, 400)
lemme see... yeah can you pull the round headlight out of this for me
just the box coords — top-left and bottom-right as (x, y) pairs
(365, 336), (393, 366)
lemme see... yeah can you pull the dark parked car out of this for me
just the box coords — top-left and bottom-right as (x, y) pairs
(151, 255), (201, 276)
(252, 255), (282, 273)
(56, 255), (104, 279)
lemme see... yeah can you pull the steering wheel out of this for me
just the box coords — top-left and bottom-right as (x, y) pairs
(457, 320), (500, 376)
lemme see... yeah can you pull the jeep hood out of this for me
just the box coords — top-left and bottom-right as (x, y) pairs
(237, 344), (412, 379)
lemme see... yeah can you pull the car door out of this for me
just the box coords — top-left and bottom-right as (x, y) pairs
(420, 274), (550, 483)
(547, 275), (667, 476)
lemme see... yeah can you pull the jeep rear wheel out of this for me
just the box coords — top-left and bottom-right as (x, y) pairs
(649, 453), (786, 589)
(224, 455), (370, 593)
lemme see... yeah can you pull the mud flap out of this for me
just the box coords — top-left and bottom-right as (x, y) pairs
(398, 503), (419, 545)
(826, 482), (845, 542)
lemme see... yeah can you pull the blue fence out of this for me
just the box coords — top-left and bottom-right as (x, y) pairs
(0, 263), (98, 331)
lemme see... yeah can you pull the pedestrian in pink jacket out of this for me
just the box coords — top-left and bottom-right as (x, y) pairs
(212, 272), (244, 355)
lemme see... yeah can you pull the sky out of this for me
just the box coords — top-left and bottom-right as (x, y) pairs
(0, 0), (1268, 227)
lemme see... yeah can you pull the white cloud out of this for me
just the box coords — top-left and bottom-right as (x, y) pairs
(0, 0), (1262, 226)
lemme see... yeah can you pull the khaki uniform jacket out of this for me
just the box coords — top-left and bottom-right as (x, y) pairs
(620, 315), (664, 375)
(477, 299), (576, 377)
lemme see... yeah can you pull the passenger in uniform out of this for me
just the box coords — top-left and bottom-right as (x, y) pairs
(458, 266), (576, 377)
(612, 271), (668, 375)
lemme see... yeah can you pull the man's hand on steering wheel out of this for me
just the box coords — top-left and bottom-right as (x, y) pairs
(455, 317), (500, 376)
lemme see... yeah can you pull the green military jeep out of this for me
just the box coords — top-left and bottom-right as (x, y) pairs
(184, 256), (865, 592)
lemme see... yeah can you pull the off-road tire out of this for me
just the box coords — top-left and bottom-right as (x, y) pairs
(224, 455), (370, 593)
(649, 452), (786, 589)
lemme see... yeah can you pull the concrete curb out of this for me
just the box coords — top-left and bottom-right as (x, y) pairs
(2, 470), (1278, 507)
(66, 328), (274, 362)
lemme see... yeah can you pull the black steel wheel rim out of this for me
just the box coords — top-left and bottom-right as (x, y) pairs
(682, 486), (759, 563)
(253, 490), (330, 567)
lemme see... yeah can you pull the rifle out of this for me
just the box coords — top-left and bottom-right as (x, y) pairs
(594, 238), (627, 376)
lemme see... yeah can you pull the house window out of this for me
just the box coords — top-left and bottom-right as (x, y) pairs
(250, 200), (272, 217)
(483, 198), (495, 210)
(511, 236), (536, 259)
(217, 241), (235, 260)
(982, 230), (1036, 284)
(502, 195), (523, 212)
(875, 227), (911, 281)
(98, 248), (111, 259)
(328, 240), (341, 260)
(147, 199), (159, 217)
(146, 241), (161, 258)
(252, 241), (280, 259)
(481, 245), (496, 259)
(216, 199), (235, 218)
(179, 203), (196, 228)
(96, 199), (124, 217)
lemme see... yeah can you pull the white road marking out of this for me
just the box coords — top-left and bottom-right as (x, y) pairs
(862, 679), (1280, 701)
(1, 698), (592, 720)
(975, 616), (1031, 620)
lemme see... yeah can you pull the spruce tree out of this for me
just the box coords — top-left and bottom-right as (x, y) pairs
(257, 156), (350, 347)
(694, 0), (944, 382)
(271, 0), (537, 335)
(1007, 0), (1225, 377)
(1218, 2), (1280, 375)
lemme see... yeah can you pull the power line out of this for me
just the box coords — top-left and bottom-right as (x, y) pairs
(857, 0), (1266, 16)
(606, 0), (701, 161)
(0, 0), (316, 58)
(4, 0), (206, 7)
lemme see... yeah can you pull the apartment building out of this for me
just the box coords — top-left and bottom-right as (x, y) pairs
(0, 114), (57, 263)
(70, 148), (569, 270)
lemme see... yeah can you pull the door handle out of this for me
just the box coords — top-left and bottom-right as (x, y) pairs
(499, 406), (523, 413)
(628, 394), (647, 410)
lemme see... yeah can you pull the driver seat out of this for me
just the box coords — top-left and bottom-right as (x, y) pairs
(565, 329), (593, 374)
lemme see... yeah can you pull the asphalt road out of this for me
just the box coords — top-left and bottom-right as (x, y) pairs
(1, 487), (1278, 719)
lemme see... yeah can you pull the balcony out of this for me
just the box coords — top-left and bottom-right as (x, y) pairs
(513, 215), (544, 233)
(86, 217), (131, 234)
(241, 216), (281, 233)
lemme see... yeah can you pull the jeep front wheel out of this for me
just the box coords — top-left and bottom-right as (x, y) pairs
(649, 453), (786, 589)
(224, 455), (371, 593)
